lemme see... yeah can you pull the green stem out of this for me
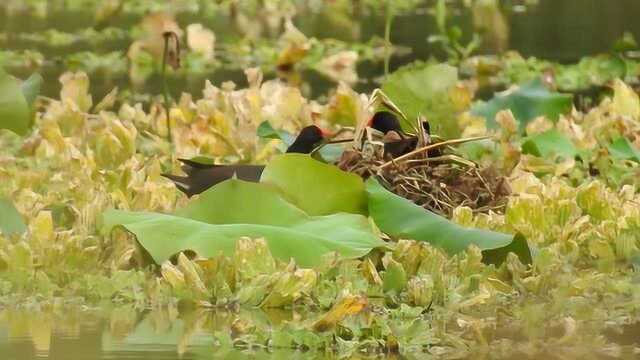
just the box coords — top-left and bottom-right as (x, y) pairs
(161, 34), (173, 145)
(384, 1), (394, 79)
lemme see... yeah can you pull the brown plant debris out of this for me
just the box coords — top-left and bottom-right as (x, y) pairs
(338, 135), (509, 218)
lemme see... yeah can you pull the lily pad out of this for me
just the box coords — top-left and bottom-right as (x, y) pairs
(521, 129), (578, 159)
(471, 78), (573, 132)
(261, 154), (367, 216)
(0, 198), (27, 236)
(103, 179), (384, 267)
(608, 137), (640, 163)
(365, 178), (531, 265)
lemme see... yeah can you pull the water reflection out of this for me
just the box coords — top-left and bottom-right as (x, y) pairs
(0, 306), (334, 360)
(0, 306), (227, 360)
(1, 305), (639, 359)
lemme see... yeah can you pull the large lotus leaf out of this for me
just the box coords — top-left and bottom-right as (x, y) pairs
(176, 179), (309, 226)
(365, 178), (531, 265)
(381, 62), (459, 138)
(103, 179), (384, 267)
(521, 129), (578, 159)
(0, 68), (31, 135)
(608, 137), (640, 163)
(260, 154), (367, 216)
(471, 79), (573, 132)
(102, 211), (383, 268)
(0, 198), (27, 236)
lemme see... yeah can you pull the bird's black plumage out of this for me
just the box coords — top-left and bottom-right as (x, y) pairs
(368, 111), (440, 158)
(285, 125), (326, 153)
(369, 111), (403, 135)
(163, 125), (327, 197)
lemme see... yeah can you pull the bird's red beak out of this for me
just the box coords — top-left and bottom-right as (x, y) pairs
(320, 128), (333, 138)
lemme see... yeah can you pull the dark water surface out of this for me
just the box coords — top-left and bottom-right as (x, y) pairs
(0, 307), (284, 360)
(2, 0), (640, 100)
(1, 306), (638, 360)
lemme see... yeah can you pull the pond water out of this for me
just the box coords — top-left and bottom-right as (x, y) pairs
(2, 0), (640, 100)
(1, 306), (639, 360)
(0, 307), (291, 360)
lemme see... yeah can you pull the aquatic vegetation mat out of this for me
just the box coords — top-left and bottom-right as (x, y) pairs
(0, 60), (639, 358)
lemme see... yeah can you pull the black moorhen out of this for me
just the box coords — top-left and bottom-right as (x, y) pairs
(368, 111), (437, 158)
(162, 125), (329, 197)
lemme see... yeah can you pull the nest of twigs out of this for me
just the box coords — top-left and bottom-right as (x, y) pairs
(336, 127), (510, 218)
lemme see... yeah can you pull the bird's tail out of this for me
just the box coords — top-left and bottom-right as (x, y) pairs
(162, 158), (221, 197)
(161, 173), (194, 197)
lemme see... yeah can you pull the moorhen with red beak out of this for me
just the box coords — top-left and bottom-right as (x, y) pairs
(163, 125), (329, 197)
(368, 111), (439, 158)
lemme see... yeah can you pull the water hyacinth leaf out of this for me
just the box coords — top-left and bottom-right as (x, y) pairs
(103, 179), (384, 267)
(381, 62), (459, 137)
(521, 129), (578, 159)
(0, 198), (27, 236)
(365, 178), (531, 265)
(471, 79), (573, 132)
(261, 154), (367, 216)
(608, 137), (640, 162)
(312, 295), (368, 332)
(612, 32), (638, 53)
(259, 268), (317, 308)
(611, 78), (640, 119)
(0, 68), (31, 135)
(382, 259), (407, 293)
(556, 55), (626, 91)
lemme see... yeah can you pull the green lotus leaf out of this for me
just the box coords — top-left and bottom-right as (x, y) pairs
(260, 154), (367, 216)
(103, 179), (384, 267)
(365, 178), (531, 265)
